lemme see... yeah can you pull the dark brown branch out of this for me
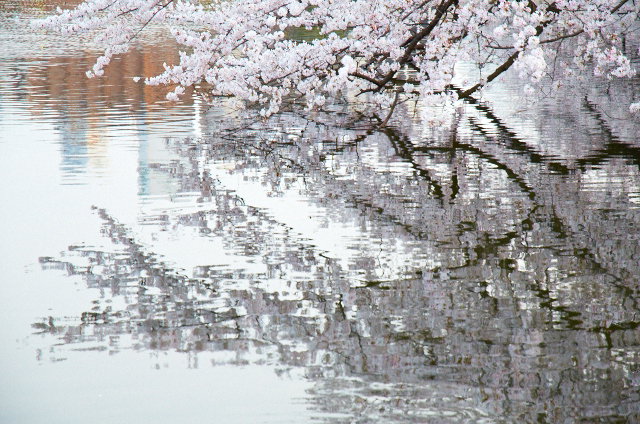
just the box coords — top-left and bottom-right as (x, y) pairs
(377, 91), (400, 128)
(374, 0), (457, 92)
(611, 0), (630, 14)
(351, 70), (384, 87)
(459, 0), (630, 100)
(487, 44), (514, 50)
(458, 50), (519, 99)
(459, 1), (557, 99)
(540, 29), (584, 44)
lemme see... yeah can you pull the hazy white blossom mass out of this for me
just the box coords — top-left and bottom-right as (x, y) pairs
(32, 0), (639, 120)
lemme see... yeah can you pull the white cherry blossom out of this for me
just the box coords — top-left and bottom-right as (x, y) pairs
(31, 0), (639, 120)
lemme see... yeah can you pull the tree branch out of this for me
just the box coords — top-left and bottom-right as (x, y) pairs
(351, 70), (384, 87)
(459, 1), (555, 99)
(540, 30), (584, 44)
(458, 51), (519, 99)
(377, 91), (400, 128)
(611, 0), (630, 14)
(374, 0), (457, 93)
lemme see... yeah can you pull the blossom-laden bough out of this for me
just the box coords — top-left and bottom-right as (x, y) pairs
(32, 0), (640, 124)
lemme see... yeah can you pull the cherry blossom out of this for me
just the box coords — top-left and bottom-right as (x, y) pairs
(32, 0), (639, 120)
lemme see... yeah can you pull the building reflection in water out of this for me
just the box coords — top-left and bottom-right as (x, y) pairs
(3, 0), (197, 187)
(34, 93), (640, 422)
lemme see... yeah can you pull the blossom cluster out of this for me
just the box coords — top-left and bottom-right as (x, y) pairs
(32, 0), (639, 117)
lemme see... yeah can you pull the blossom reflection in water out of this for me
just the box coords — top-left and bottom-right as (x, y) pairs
(2, 1), (640, 422)
(34, 109), (640, 422)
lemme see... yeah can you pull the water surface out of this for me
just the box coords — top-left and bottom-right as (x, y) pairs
(2, 2), (640, 423)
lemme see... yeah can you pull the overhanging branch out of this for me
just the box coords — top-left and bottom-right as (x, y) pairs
(374, 0), (458, 93)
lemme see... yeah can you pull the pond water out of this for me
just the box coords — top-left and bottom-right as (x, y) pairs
(2, 2), (640, 423)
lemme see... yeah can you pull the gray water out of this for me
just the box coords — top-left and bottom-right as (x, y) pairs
(2, 1), (640, 423)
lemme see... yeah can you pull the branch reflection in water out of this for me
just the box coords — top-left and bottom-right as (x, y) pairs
(34, 99), (640, 422)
